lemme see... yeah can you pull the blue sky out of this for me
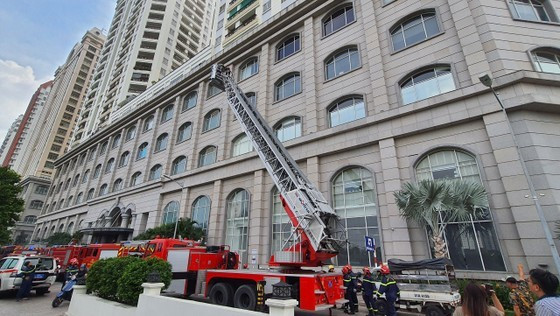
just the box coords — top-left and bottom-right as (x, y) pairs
(0, 0), (116, 142)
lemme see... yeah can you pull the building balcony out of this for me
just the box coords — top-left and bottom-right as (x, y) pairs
(227, 0), (258, 25)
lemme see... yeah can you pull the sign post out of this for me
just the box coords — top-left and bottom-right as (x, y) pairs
(365, 236), (376, 267)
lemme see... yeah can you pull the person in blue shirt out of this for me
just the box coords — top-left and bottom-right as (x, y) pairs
(16, 261), (36, 302)
(342, 265), (359, 314)
(361, 267), (378, 316)
(377, 264), (399, 316)
(528, 268), (560, 316)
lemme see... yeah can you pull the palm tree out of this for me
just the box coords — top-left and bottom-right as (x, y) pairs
(394, 179), (488, 258)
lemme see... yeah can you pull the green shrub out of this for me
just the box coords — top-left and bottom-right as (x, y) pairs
(87, 256), (142, 301)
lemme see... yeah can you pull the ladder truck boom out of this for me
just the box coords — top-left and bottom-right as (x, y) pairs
(210, 64), (342, 267)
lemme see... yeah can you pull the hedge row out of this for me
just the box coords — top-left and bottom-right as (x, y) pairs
(86, 256), (172, 306)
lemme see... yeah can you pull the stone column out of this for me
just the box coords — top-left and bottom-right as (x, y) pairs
(249, 170), (267, 266)
(266, 299), (298, 316)
(207, 180), (224, 245)
(121, 213), (130, 228)
(302, 16), (318, 133)
(141, 282), (164, 296)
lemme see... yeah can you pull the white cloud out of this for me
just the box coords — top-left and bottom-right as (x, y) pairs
(0, 59), (52, 142)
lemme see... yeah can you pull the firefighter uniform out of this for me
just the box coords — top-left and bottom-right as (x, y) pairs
(362, 274), (378, 316)
(378, 275), (400, 316)
(343, 271), (359, 314)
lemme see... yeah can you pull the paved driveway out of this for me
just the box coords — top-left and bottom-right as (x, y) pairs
(0, 282), (69, 316)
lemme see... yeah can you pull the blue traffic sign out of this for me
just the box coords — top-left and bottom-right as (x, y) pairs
(365, 236), (375, 252)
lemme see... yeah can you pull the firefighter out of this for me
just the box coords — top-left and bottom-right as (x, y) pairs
(16, 261), (36, 301)
(362, 267), (378, 316)
(63, 258), (80, 289)
(377, 264), (399, 316)
(328, 265), (335, 273)
(342, 265), (359, 314)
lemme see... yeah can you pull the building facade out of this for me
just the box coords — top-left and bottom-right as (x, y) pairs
(2, 81), (54, 170)
(34, 0), (560, 279)
(72, 0), (216, 145)
(0, 115), (23, 164)
(12, 177), (51, 244)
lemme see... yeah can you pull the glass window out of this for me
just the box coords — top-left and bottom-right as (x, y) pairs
(131, 172), (143, 186)
(82, 170), (90, 184)
(275, 73), (301, 101)
(35, 185), (49, 195)
(162, 201), (179, 224)
(112, 134), (121, 148)
(119, 151), (130, 167)
(239, 58), (259, 81)
(198, 146), (217, 167)
(64, 178), (71, 190)
(155, 133), (168, 152)
(171, 156), (187, 175)
(66, 196), (73, 207)
(415, 149), (506, 271)
(24, 215), (37, 224)
(325, 47), (360, 80)
(192, 196), (211, 236)
(66, 222), (74, 234)
(87, 146), (97, 161)
(232, 133), (253, 157)
(93, 164), (102, 179)
(323, 5), (356, 36)
(207, 83), (222, 98)
(137, 142), (148, 160)
(332, 167), (381, 266)
(532, 50), (560, 74)
(125, 126), (136, 141)
(245, 92), (256, 106)
(203, 110), (221, 132)
(112, 179), (123, 192)
(30, 200), (44, 210)
(274, 117), (302, 142)
(391, 12), (440, 51)
(149, 164), (162, 180)
(329, 97), (366, 127)
(401, 66), (456, 105)
(508, 0), (556, 22)
(271, 187), (293, 255)
(276, 34), (300, 61)
(99, 184), (108, 196)
(143, 115), (154, 132)
(73, 174), (80, 186)
(76, 192), (83, 204)
(182, 91), (198, 112)
(226, 189), (250, 263)
(161, 104), (174, 123)
(177, 122), (192, 143)
(105, 158), (115, 173)
(99, 141), (108, 155)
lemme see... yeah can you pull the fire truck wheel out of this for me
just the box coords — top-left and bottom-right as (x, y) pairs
(373, 299), (388, 315)
(209, 282), (234, 306)
(233, 284), (257, 311)
(425, 305), (446, 316)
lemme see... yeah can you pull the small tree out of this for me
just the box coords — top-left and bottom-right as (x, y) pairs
(0, 167), (24, 245)
(394, 179), (488, 258)
(133, 218), (203, 241)
(44, 232), (73, 246)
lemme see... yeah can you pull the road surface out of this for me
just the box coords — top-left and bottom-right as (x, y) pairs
(0, 282), (69, 316)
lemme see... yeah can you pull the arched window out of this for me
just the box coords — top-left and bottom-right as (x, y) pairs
(73, 174), (80, 186)
(276, 34), (301, 62)
(137, 142), (149, 160)
(162, 201), (180, 224)
(275, 73), (301, 101)
(390, 11), (440, 51)
(198, 146), (217, 167)
(23, 215), (37, 224)
(531, 48), (560, 73)
(119, 151), (130, 167)
(508, 0), (557, 22)
(64, 178), (71, 190)
(93, 164), (102, 179)
(171, 156), (187, 175)
(177, 122), (192, 143)
(99, 184), (108, 196)
(82, 169), (90, 184)
(323, 5), (355, 36)
(112, 133), (121, 148)
(400, 65), (455, 105)
(58, 200), (64, 210)
(325, 47), (360, 80)
(149, 164), (162, 180)
(226, 189), (250, 263)
(232, 133), (253, 157)
(105, 158), (115, 173)
(67, 222), (74, 234)
(203, 109), (221, 132)
(143, 114), (154, 132)
(126, 125), (136, 141)
(87, 146), (97, 161)
(332, 167), (380, 266)
(87, 189), (95, 200)
(155, 134), (168, 152)
(239, 57), (259, 81)
(57, 182), (63, 193)
(76, 192), (84, 204)
(112, 178), (123, 192)
(30, 200), (44, 210)
(271, 187), (293, 255)
(66, 196), (73, 207)
(160, 104), (174, 123)
(192, 196), (211, 235)
(50, 202), (56, 213)
(207, 83), (222, 98)
(415, 149), (505, 271)
(274, 117), (302, 142)
(245, 92), (256, 106)
(99, 141), (108, 155)
(58, 224), (64, 232)
(182, 91), (198, 112)
(131, 172), (143, 186)
(329, 96), (366, 127)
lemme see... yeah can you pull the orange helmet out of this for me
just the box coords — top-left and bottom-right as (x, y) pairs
(69, 258), (79, 265)
(380, 264), (390, 275)
(363, 267), (371, 275)
(342, 264), (352, 274)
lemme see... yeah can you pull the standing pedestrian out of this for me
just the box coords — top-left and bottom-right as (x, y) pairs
(453, 282), (504, 316)
(342, 265), (359, 314)
(377, 264), (399, 316)
(16, 261), (36, 302)
(361, 267), (378, 316)
(506, 263), (535, 316)
(528, 268), (560, 316)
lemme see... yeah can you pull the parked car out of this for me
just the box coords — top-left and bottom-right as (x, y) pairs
(0, 255), (57, 295)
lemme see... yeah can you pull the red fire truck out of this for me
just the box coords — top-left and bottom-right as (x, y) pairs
(78, 243), (121, 268)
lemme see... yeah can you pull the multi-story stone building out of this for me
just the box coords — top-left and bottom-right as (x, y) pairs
(72, 0), (216, 145)
(34, 0), (560, 279)
(2, 81), (54, 170)
(12, 177), (51, 244)
(0, 115), (23, 164)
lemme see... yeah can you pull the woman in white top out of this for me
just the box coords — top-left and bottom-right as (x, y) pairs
(453, 283), (505, 316)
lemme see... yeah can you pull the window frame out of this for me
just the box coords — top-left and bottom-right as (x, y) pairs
(274, 73), (302, 102)
(232, 133), (253, 157)
(389, 9), (443, 53)
(176, 122), (193, 143)
(105, 158), (115, 174)
(399, 64), (457, 105)
(198, 146), (218, 167)
(328, 96), (366, 127)
(130, 172), (143, 186)
(207, 83), (222, 99)
(182, 91), (198, 112)
(238, 57), (260, 81)
(154, 133), (169, 152)
(273, 116), (302, 142)
(125, 125), (136, 141)
(324, 46), (361, 81)
(119, 151), (130, 168)
(507, 0), (559, 23)
(530, 47), (560, 74)
(111, 133), (121, 149)
(322, 4), (357, 38)
(136, 142), (149, 160)
(143, 115), (155, 132)
(160, 104), (174, 123)
(149, 164), (163, 181)
(202, 109), (221, 132)
(171, 156), (187, 175)
(275, 34), (301, 62)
